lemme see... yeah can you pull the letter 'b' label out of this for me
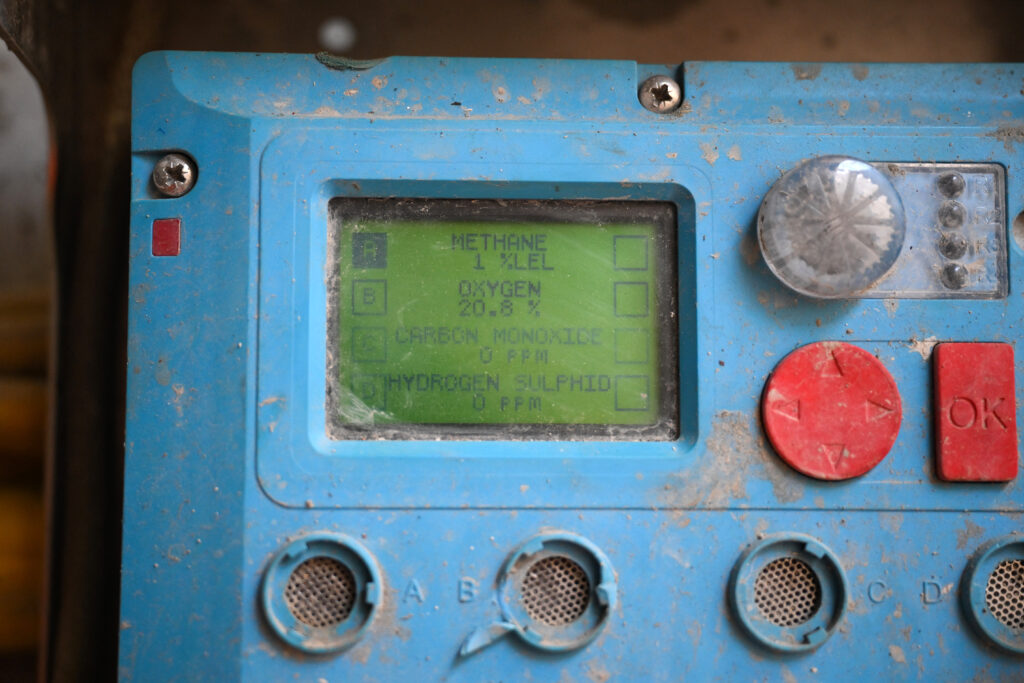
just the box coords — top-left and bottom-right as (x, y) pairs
(458, 577), (479, 603)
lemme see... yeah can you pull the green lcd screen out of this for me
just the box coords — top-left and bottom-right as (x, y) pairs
(326, 199), (678, 440)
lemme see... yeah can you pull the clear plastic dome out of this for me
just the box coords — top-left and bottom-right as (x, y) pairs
(758, 156), (906, 298)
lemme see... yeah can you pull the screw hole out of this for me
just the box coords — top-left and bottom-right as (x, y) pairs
(1012, 210), (1024, 251)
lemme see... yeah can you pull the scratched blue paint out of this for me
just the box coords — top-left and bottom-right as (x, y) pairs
(123, 52), (1024, 681)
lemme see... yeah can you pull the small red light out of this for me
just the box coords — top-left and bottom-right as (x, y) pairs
(152, 218), (181, 256)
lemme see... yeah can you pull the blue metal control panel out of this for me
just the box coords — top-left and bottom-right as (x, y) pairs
(123, 53), (1024, 680)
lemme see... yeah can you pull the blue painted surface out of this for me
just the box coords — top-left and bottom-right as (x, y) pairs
(123, 52), (1024, 681)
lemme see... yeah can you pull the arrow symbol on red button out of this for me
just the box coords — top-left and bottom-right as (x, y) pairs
(772, 398), (801, 421)
(819, 348), (844, 378)
(865, 399), (895, 421)
(821, 443), (847, 470)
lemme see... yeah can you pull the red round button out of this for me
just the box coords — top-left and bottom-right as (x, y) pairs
(762, 342), (902, 481)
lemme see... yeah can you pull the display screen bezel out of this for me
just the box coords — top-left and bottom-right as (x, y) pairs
(325, 197), (680, 441)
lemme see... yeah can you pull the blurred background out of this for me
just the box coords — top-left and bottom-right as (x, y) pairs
(0, 0), (1022, 680)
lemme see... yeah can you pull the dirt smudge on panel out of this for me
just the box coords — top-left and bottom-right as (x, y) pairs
(987, 125), (1024, 152)
(740, 232), (760, 266)
(699, 142), (719, 165)
(584, 660), (611, 683)
(791, 63), (822, 81)
(659, 411), (803, 507)
(348, 642), (372, 664)
(956, 519), (985, 550)
(906, 336), (938, 361)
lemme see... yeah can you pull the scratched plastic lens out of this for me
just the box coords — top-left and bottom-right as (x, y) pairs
(758, 156), (906, 298)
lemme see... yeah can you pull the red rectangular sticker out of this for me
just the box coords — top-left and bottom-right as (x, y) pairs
(934, 342), (1017, 482)
(152, 218), (181, 257)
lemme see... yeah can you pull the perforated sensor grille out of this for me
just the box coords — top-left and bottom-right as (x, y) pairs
(754, 556), (821, 627)
(521, 555), (590, 626)
(986, 559), (1024, 631)
(284, 556), (356, 628)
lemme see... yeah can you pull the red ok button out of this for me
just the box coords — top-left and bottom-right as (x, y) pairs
(934, 343), (1018, 482)
(762, 342), (902, 481)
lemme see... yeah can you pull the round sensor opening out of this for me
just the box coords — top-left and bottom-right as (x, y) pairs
(521, 555), (591, 626)
(960, 535), (1024, 654)
(754, 556), (822, 628)
(261, 533), (381, 654)
(985, 558), (1024, 632)
(496, 532), (616, 652)
(284, 556), (357, 629)
(729, 533), (848, 653)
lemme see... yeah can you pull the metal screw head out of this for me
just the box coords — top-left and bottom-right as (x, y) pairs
(152, 153), (196, 197)
(638, 75), (682, 113)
